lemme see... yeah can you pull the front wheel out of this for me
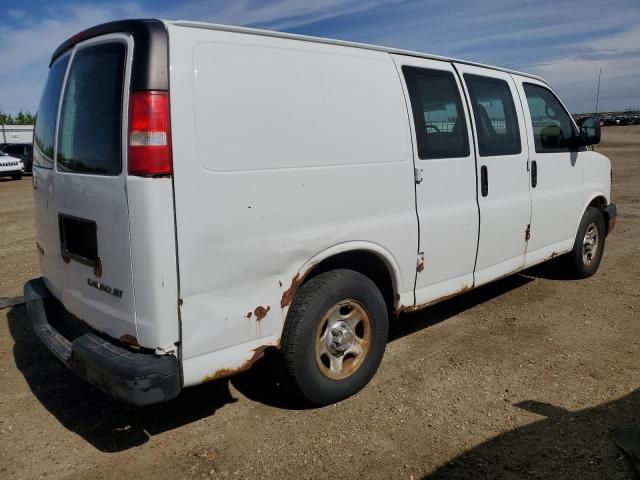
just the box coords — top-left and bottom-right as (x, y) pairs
(281, 269), (388, 406)
(11, 173), (22, 180)
(563, 207), (606, 278)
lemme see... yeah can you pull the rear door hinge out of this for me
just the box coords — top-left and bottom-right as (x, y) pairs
(414, 167), (423, 184)
(525, 224), (531, 241)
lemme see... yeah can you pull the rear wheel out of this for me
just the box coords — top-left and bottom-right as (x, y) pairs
(563, 207), (606, 278)
(281, 269), (388, 406)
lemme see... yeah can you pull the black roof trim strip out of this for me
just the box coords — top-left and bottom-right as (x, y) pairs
(50, 18), (169, 91)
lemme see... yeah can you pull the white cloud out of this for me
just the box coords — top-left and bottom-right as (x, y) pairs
(524, 23), (640, 112)
(0, 3), (145, 113)
(583, 25), (640, 55)
(0, 0), (384, 113)
(0, 0), (638, 114)
(7, 9), (28, 21)
(164, 0), (395, 29)
(526, 54), (640, 112)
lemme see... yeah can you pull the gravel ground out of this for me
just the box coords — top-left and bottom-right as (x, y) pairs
(1, 126), (639, 479)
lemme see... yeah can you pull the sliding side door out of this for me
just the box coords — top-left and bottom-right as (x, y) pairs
(393, 55), (479, 306)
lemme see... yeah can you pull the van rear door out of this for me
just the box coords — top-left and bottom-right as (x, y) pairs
(33, 34), (138, 341)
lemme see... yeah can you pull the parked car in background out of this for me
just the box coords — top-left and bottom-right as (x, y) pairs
(0, 153), (24, 180)
(0, 143), (33, 173)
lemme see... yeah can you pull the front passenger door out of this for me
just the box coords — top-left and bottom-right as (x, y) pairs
(514, 78), (585, 264)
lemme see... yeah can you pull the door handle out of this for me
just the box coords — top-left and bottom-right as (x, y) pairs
(531, 160), (538, 188)
(480, 165), (488, 197)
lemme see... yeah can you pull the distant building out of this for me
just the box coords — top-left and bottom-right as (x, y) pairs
(0, 125), (34, 144)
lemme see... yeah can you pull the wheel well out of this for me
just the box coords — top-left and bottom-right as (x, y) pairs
(305, 250), (396, 315)
(588, 196), (607, 212)
(588, 195), (611, 233)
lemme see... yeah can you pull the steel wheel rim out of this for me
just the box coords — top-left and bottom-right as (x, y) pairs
(582, 222), (599, 266)
(315, 299), (372, 380)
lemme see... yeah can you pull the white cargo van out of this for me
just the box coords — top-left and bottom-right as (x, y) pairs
(25, 19), (616, 406)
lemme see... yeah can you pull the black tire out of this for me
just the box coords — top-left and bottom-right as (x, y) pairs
(563, 206), (606, 278)
(281, 269), (388, 406)
(11, 173), (22, 180)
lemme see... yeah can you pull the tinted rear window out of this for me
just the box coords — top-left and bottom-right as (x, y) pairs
(57, 42), (126, 175)
(464, 74), (521, 157)
(403, 66), (470, 159)
(33, 55), (70, 168)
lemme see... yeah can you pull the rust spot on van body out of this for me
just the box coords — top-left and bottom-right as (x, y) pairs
(417, 257), (425, 273)
(93, 257), (103, 278)
(119, 334), (140, 350)
(202, 345), (273, 383)
(396, 284), (472, 315)
(281, 264), (317, 309)
(246, 311), (253, 319)
(254, 305), (270, 320)
(281, 273), (304, 308)
(203, 369), (235, 383)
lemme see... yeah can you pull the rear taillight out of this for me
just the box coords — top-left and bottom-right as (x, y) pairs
(128, 91), (172, 176)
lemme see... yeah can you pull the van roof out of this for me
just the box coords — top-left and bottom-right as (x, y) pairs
(52, 18), (545, 84)
(168, 20), (546, 83)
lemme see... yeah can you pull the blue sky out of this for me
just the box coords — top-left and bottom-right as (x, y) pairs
(1, 0), (639, 114)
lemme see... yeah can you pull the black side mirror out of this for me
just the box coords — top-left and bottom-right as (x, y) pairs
(576, 116), (601, 146)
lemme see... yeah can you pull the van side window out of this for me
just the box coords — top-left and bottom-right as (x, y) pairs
(402, 66), (470, 159)
(33, 55), (70, 169)
(523, 83), (577, 153)
(464, 74), (521, 157)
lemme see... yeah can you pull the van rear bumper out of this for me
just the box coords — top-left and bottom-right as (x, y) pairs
(23, 277), (181, 406)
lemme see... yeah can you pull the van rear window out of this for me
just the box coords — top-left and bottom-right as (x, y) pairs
(56, 42), (126, 175)
(402, 66), (470, 159)
(33, 55), (69, 169)
(463, 74), (521, 157)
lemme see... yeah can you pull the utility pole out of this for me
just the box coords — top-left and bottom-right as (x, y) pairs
(0, 102), (5, 143)
(0, 103), (5, 143)
(595, 68), (602, 114)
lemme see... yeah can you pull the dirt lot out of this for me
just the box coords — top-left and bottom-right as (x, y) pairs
(1, 126), (639, 479)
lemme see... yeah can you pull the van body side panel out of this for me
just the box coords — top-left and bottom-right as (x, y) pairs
(126, 176), (180, 349)
(581, 153), (611, 214)
(167, 25), (417, 385)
